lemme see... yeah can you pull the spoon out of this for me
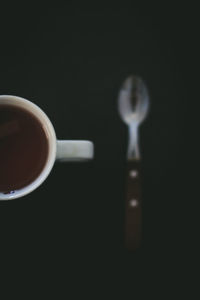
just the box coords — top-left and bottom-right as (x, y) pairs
(118, 75), (150, 250)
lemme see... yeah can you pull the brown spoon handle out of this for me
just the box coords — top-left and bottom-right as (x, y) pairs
(125, 160), (142, 251)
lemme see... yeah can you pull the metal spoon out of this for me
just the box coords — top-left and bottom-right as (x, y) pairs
(118, 75), (149, 251)
(118, 75), (149, 159)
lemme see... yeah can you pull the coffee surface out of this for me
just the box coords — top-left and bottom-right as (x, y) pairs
(0, 105), (49, 194)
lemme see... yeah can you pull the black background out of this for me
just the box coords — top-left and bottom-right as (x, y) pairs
(0, 2), (197, 291)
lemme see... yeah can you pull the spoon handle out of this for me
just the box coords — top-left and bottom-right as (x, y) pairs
(125, 159), (142, 251)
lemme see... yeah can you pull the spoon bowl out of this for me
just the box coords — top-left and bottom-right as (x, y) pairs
(118, 75), (149, 125)
(118, 75), (150, 159)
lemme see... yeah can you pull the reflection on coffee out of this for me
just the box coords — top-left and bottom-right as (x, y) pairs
(0, 105), (49, 194)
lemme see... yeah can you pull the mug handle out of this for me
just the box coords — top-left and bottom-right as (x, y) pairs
(56, 140), (94, 162)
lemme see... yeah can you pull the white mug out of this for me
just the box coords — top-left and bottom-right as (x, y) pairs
(0, 95), (94, 200)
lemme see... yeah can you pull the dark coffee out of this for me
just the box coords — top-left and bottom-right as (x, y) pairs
(0, 104), (49, 194)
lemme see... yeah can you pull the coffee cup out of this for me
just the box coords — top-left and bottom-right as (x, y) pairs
(0, 95), (94, 200)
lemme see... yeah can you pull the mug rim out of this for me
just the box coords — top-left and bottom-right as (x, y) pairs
(0, 95), (57, 200)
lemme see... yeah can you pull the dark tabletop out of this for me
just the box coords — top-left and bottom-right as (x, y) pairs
(0, 2), (197, 291)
